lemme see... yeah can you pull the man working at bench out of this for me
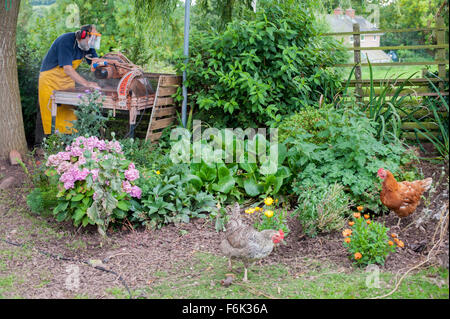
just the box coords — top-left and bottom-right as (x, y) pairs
(38, 24), (101, 136)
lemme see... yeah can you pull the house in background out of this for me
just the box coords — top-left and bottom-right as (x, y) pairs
(325, 7), (392, 63)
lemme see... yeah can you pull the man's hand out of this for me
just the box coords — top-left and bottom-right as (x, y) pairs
(84, 81), (101, 90)
(63, 65), (101, 90)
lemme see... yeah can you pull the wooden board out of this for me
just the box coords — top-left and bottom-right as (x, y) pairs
(158, 86), (178, 97)
(153, 106), (177, 117)
(159, 76), (182, 86)
(151, 117), (176, 130)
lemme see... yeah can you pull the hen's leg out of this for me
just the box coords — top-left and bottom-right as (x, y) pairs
(228, 258), (233, 271)
(242, 261), (249, 282)
(396, 216), (402, 228)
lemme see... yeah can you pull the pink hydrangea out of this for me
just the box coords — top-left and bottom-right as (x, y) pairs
(130, 186), (142, 199)
(124, 163), (139, 181)
(122, 180), (132, 194)
(59, 167), (90, 189)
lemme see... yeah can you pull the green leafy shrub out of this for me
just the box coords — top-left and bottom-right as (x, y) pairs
(294, 183), (350, 237)
(286, 106), (416, 211)
(26, 187), (58, 217)
(278, 103), (335, 144)
(133, 169), (217, 229)
(119, 137), (172, 170)
(343, 211), (398, 267)
(178, 4), (346, 127)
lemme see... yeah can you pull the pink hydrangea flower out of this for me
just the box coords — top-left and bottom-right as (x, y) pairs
(130, 185), (142, 199)
(124, 163), (139, 181)
(122, 180), (132, 194)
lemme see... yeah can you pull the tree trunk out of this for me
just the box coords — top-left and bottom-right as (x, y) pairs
(0, 0), (28, 159)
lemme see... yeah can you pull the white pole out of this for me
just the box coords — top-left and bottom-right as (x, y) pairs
(182, 0), (191, 128)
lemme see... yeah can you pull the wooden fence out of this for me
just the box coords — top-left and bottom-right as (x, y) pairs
(322, 16), (449, 140)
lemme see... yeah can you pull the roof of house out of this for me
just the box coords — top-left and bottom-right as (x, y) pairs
(325, 14), (383, 34)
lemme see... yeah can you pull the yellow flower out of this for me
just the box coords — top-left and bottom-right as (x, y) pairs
(275, 199), (278, 204)
(397, 240), (405, 248)
(156, 170), (161, 175)
(264, 197), (274, 206)
(264, 210), (274, 218)
(254, 206), (261, 212)
(245, 208), (256, 214)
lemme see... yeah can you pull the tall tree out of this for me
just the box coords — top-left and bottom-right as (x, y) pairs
(0, 0), (28, 159)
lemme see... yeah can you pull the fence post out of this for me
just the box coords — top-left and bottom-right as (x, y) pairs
(353, 23), (363, 105)
(436, 16), (446, 91)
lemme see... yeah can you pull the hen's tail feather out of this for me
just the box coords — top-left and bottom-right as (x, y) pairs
(421, 178), (433, 192)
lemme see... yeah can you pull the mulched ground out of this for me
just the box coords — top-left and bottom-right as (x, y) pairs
(0, 144), (448, 298)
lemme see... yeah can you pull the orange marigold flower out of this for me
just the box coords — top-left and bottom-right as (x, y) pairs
(391, 233), (397, 238)
(353, 212), (361, 219)
(344, 237), (351, 243)
(348, 221), (355, 226)
(394, 238), (400, 243)
(364, 214), (370, 219)
(357, 206), (364, 212)
(366, 220), (371, 225)
(354, 252), (362, 260)
(342, 229), (352, 237)
(388, 241), (394, 246)
(397, 240), (405, 248)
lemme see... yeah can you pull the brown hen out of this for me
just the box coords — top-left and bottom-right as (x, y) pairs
(378, 168), (432, 227)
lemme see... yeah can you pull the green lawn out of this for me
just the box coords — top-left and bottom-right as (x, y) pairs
(340, 65), (439, 81)
(110, 252), (449, 299)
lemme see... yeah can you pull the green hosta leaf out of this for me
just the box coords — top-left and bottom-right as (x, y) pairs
(212, 175), (235, 194)
(183, 174), (203, 191)
(243, 178), (264, 196)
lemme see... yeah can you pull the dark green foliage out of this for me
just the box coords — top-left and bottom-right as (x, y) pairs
(178, 4), (346, 128)
(285, 106), (416, 211)
(133, 168), (218, 229)
(26, 187), (58, 216)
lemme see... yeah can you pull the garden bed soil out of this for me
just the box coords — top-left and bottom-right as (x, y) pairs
(0, 145), (448, 298)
